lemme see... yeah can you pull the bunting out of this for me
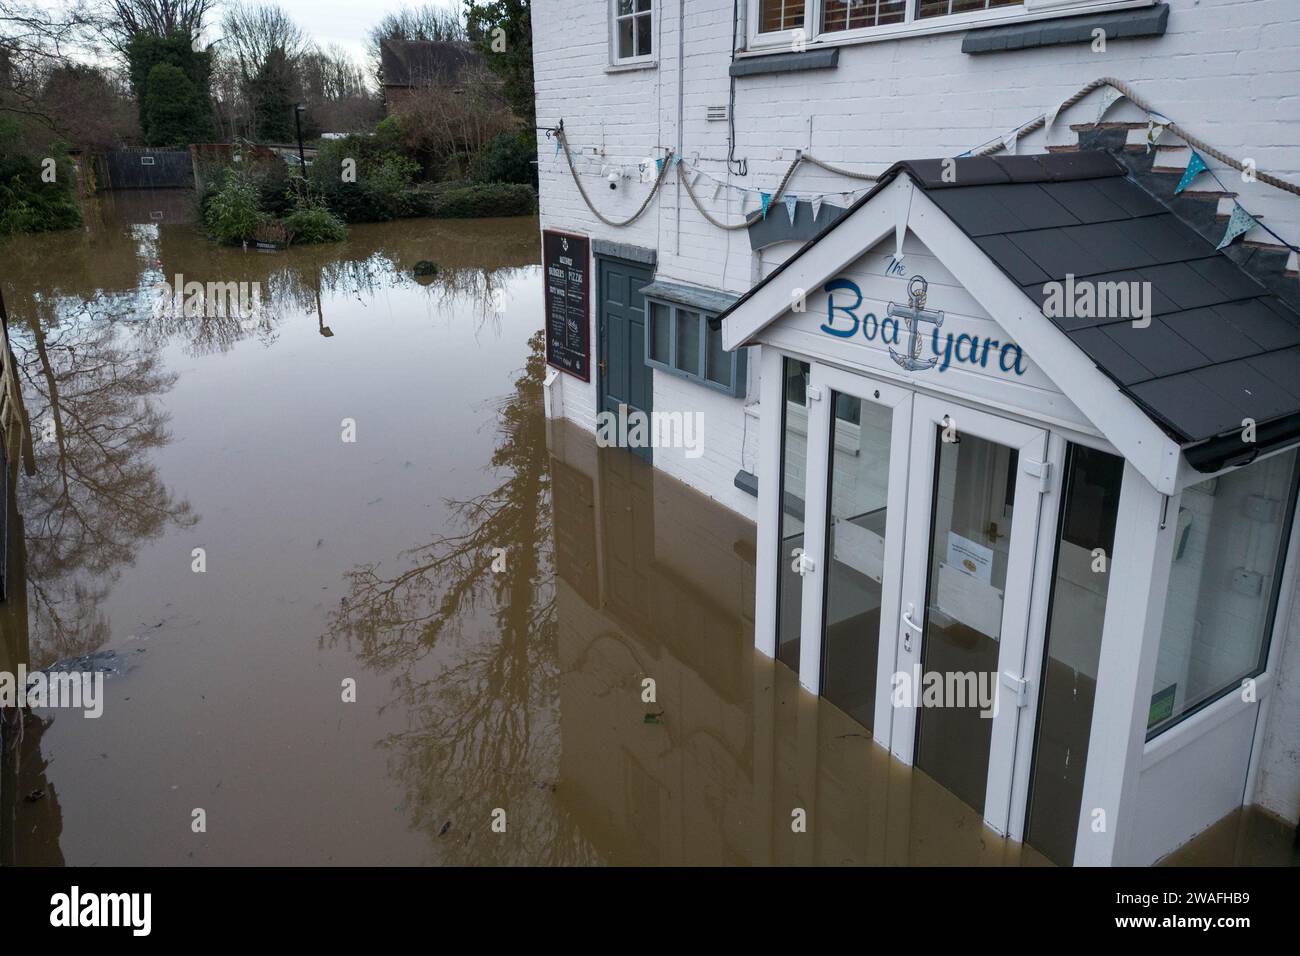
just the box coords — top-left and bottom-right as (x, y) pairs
(1175, 150), (1208, 194)
(1217, 203), (1259, 250)
(784, 194), (799, 225)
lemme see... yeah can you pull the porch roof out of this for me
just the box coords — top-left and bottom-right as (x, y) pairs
(718, 151), (1300, 461)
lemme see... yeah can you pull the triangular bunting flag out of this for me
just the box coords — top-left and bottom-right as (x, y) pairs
(1217, 203), (1259, 249)
(655, 157), (663, 175)
(760, 191), (772, 220)
(712, 181), (723, 202)
(1044, 103), (1061, 130)
(1003, 127), (1019, 156)
(554, 138), (563, 157)
(811, 195), (824, 222)
(1175, 150), (1208, 194)
(1096, 85), (1123, 124)
(1145, 111), (1172, 153)
(784, 194), (799, 225)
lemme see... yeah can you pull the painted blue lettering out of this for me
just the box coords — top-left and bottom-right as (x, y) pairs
(821, 279), (862, 338)
(933, 328), (954, 372)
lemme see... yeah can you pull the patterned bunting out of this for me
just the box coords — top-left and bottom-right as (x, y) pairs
(784, 194), (799, 225)
(1175, 150), (1208, 194)
(810, 195), (824, 222)
(760, 191), (772, 219)
(1217, 203), (1259, 250)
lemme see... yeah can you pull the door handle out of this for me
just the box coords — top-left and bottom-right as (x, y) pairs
(598, 359), (607, 374)
(901, 602), (923, 653)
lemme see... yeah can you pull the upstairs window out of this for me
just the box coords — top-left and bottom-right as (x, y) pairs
(760, 0), (806, 32)
(822, 0), (905, 32)
(916, 0), (1019, 19)
(612, 0), (654, 64)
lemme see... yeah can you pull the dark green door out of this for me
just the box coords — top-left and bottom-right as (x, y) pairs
(597, 257), (653, 463)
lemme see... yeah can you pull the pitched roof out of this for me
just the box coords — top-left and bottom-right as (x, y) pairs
(719, 151), (1300, 453)
(379, 39), (482, 89)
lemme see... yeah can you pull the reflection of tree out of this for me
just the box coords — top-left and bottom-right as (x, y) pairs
(327, 331), (595, 863)
(9, 302), (195, 664)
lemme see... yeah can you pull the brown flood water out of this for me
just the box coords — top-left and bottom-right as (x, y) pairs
(0, 190), (1292, 866)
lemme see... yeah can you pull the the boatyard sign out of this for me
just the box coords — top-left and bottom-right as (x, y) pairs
(543, 230), (591, 381)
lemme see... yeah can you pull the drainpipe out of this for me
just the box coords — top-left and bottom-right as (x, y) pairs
(676, 0), (685, 257)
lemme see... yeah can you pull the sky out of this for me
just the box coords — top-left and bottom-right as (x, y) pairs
(39, 0), (466, 70)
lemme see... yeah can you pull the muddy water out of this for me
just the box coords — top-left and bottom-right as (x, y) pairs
(0, 191), (1289, 866)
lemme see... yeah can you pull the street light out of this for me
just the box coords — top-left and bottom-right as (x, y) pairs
(294, 103), (307, 173)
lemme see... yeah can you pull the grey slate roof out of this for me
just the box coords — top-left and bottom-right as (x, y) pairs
(720, 151), (1300, 450)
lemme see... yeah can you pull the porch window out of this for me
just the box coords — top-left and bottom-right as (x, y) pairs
(612, 0), (653, 64)
(1024, 443), (1124, 867)
(644, 299), (747, 397)
(1147, 449), (1300, 737)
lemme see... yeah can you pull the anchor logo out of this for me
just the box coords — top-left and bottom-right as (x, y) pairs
(888, 275), (945, 371)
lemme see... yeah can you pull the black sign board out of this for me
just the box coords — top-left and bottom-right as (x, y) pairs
(543, 230), (591, 381)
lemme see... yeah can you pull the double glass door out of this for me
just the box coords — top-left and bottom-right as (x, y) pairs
(788, 361), (1051, 834)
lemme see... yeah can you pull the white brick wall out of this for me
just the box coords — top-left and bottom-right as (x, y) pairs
(534, 0), (1300, 832)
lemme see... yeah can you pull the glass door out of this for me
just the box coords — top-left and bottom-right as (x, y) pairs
(894, 394), (1049, 834)
(797, 364), (913, 747)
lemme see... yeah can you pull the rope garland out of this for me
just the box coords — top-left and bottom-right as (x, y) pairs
(555, 77), (1300, 239)
(557, 127), (673, 228)
(974, 77), (1300, 199)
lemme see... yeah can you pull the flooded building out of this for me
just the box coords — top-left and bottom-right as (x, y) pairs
(532, 0), (1300, 865)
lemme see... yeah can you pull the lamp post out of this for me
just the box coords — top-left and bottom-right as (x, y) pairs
(294, 103), (307, 172)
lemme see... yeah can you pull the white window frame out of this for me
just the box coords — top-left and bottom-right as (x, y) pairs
(744, 0), (1153, 53)
(609, 0), (656, 67)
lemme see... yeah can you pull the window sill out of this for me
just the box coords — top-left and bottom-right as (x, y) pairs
(606, 59), (658, 74)
(962, 1), (1168, 53)
(738, 0), (1153, 59)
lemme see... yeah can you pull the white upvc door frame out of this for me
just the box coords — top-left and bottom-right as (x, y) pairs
(798, 363), (914, 749)
(893, 393), (1052, 835)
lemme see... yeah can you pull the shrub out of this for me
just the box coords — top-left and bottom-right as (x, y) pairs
(203, 169), (266, 244)
(284, 204), (347, 245)
(0, 144), (81, 236)
(469, 130), (537, 187)
(431, 182), (536, 219)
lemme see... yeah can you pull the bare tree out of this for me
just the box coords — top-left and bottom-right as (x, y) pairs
(102, 0), (212, 48)
(218, 1), (307, 80)
(0, 1), (97, 128)
(367, 3), (466, 85)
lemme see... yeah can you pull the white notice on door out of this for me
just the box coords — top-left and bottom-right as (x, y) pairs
(946, 532), (994, 584)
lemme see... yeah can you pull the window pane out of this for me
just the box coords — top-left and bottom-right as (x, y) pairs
(914, 428), (1020, 815)
(676, 310), (700, 376)
(617, 0), (634, 14)
(776, 359), (811, 672)
(649, 302), (671, 364)
(820, 395), (895, 731)
(760, 0), (805, 32)
(636, 0), (652, 10)
(705, 320), (730, 387)
(1024, 444), (1124, 867)
(636, 11), (653, 56)
(916, 0), (950, 17)
(1148, 449), (1300, 734)
(618, 19), (634, 59)
(822, 0), (904, 31)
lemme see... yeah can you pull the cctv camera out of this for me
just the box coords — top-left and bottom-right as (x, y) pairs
(608, 171), (619, 190)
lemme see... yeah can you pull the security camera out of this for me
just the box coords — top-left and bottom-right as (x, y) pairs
(608, 171), (619, 190)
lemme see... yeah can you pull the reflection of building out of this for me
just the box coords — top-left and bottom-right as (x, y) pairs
(548, 418), (1041, 866)
(535, 2), (1300, 865)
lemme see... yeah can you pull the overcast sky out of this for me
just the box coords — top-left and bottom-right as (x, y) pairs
(240, 0), (463, 66)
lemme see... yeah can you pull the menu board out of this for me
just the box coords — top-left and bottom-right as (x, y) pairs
(543, 230), (591, 381)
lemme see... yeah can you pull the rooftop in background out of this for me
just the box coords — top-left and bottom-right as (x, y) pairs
(379, 38), (483, 90)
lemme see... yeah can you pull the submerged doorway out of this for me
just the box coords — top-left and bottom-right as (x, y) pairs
(596, 256), (654, 463)
(777, 359), (1059, 840)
